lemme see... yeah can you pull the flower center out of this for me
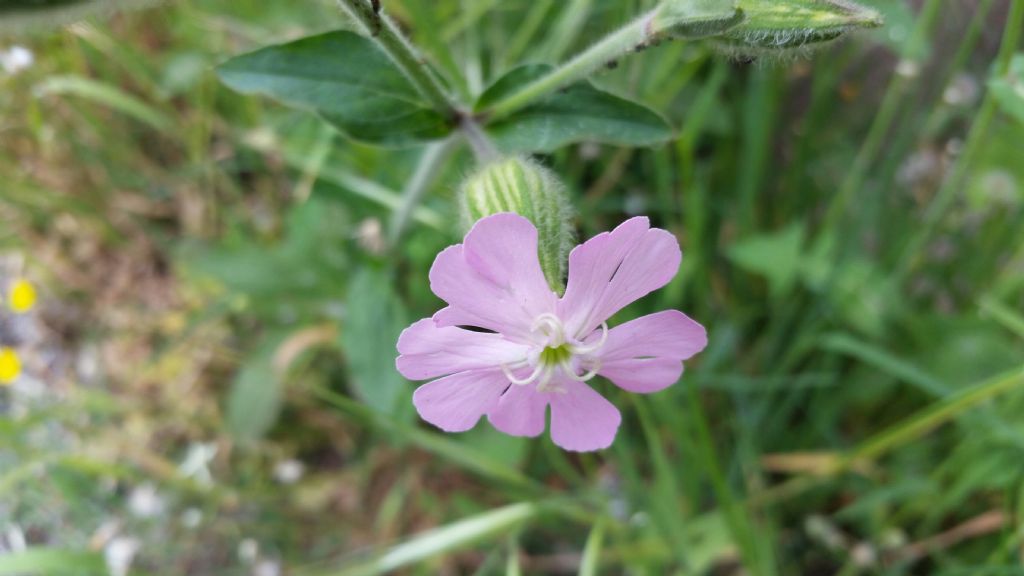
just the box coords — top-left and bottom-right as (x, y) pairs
(500, 314), (609, 393)
(539, 344), (572, 367)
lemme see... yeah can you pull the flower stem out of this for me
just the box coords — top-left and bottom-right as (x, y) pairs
(460, 116), (500, 163)
(482, 8), (662, 121)
(335, 0), (460, 119)
(388, 138), (458, 245)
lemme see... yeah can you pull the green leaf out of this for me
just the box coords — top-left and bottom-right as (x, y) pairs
(227, 334), (288, 441)
(989, 54), (1024, 127)
(0, 547), (105, 575)
(820, 333), (948, 397)
(727, 223), (804, 297)
(724, 0), (883, 49)
(477, 65), (673, 153)
(340, 267), (410, 416)
(217, 31), (452, 147)
(0, 0), (158, 33)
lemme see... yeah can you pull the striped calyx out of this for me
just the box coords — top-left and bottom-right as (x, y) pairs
(723, 0), (882, 49)
(460, 157), (574, 293)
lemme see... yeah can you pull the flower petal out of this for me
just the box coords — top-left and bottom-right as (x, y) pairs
(559, 218), (682, 338)
(429, 214), (556, 341)
(599, 357), (683, 394)
(396, 319), (531, 381)
(594, 310), (706, 394)
(412, 370), (510, 433)
(488, 384), (549, 438)
(600, 310), (708, 362)
(549, 380), (621, 452)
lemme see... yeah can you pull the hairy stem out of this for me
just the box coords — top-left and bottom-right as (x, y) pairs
(460, 116), (500, 163)
(388, 138), (457, 245)
(335, 0), (459, 118)
(483, 7), (663, 120)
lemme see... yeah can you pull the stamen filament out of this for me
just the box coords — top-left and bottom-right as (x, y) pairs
(561, 359), (601, 382)
(531, 312), (566, 346)
(571, 322), (609, 355)
(502, 362), (544, 386)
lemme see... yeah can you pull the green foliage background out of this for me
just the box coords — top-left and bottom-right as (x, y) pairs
(1, 0), (1024, 574)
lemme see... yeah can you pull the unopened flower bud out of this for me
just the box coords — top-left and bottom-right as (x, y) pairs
(722, 0), (882, 50)
(460, 157), (574, 292)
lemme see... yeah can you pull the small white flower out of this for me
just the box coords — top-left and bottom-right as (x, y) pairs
(178, 442), (218, 486)
(254, 559), (281, 576)
(104, 537), (140, 576)
(181, 508), (203, 529)
(272, 459), (305, 484)
(0, 46), (34, 75)
(895, 59), (920, 78)
(238, 538), (259, 564)
(128, 483), (165, 518)
(942, 73), (980, 106)
(4, 524), (26, 552)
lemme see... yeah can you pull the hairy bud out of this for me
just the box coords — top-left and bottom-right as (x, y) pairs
(723, 0), (882, 49)
(460, 157), (574, 293)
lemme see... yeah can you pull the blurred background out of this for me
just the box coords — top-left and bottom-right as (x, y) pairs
(1, 0), (1023, 574)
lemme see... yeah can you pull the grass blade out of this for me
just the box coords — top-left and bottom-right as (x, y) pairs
(300, 502), (543, 576)
(35, 75), (173, 132)
(0, 548), (105, 575)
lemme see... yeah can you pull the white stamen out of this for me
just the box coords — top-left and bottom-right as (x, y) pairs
(571, 322), (609, 355)
(561, 359), (601, 382)
(502, 362), (544, 386)
(531, 312), (566, 346)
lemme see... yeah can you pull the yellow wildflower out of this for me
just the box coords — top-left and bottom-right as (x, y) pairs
(0, 347), (20, 385)
(8, 279), (36, 313)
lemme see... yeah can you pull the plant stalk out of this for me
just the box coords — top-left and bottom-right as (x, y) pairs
(335, 0), (460, 119)
(482, 7), (663, 120)
(388, 138), (457, 245)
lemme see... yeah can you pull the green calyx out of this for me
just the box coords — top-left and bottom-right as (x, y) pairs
(724, 0), (883, 49)
(539, 345), (572, 367)
(460, 156), (574, 294)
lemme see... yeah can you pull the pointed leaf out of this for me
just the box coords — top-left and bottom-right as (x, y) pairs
(989, 54), (1024, 127)
(478, 65), (672, 153)
(728, 223), (804, 297)
(340, 268), (411, 416)
(227, 334), (288, 441)
(217, 31), (452, 147)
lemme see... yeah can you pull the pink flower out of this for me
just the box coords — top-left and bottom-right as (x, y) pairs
(395, 214), (707, 452)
